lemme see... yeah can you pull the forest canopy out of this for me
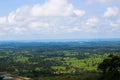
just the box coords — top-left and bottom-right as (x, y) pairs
(0, 41), (120, 80)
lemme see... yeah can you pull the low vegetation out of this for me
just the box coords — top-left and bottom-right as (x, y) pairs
(0, 41), (120, 80)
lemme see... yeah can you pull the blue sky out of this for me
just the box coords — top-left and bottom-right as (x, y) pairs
(0, 0), (120, 40)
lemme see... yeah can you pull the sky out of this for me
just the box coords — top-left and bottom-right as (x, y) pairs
(0, 0), (120, 40)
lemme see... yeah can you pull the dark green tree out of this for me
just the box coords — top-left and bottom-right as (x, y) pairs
(98, 54), (120, 80)
(0, 76), (3, 80)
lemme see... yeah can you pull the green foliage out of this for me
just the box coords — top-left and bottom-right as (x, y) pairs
(0, 41), (120, 80)
(36, 73), (100, 80)
(98, 54), (120, 80)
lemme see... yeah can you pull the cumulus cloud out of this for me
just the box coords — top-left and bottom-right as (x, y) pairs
(104, 7), (119, 17)
(109, 19), (120, 32)
(0, 0), (119, 39)
(8, 12), (16, 24)
(29, 22), (49, 28)
(12, 27), (26, 34)
(0, 0), (86, 35)
(8, 6), (30, 25)
(73, 10), (85, 17)
(67, 27), (81, 32)
(0, 16), (7, 24)
(86, 0), (120, 4)
(84, 17), (99, 32)
(86, 17), (99, 26)
(31, 0), (74, 17)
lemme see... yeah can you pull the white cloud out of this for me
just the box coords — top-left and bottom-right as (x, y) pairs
(0, 0), (120, 39)
(104, 7), (119, 17)
(8, 6), (30, 25)
(110, 22), (119, 28)
(67, 27), (81, 32)
(0, 0), (86, 35)
(30, 0), (85, 17)
(28, 22), (49, 30)
(31, 0), (74, 17)
(8, 12), (16, 24)
(86, 0), (120, 4)
(86, 17), (99, 26)
(12, 27), (25, 34)
(73, 9), (85, 17)
(109, 19), (120, 32)
(83, 17), (99, 32)
(15, 6), (30, 21)
(0, 16), (7, 24)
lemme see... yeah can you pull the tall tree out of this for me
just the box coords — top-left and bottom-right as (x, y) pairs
(98, 54), (120, 80)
